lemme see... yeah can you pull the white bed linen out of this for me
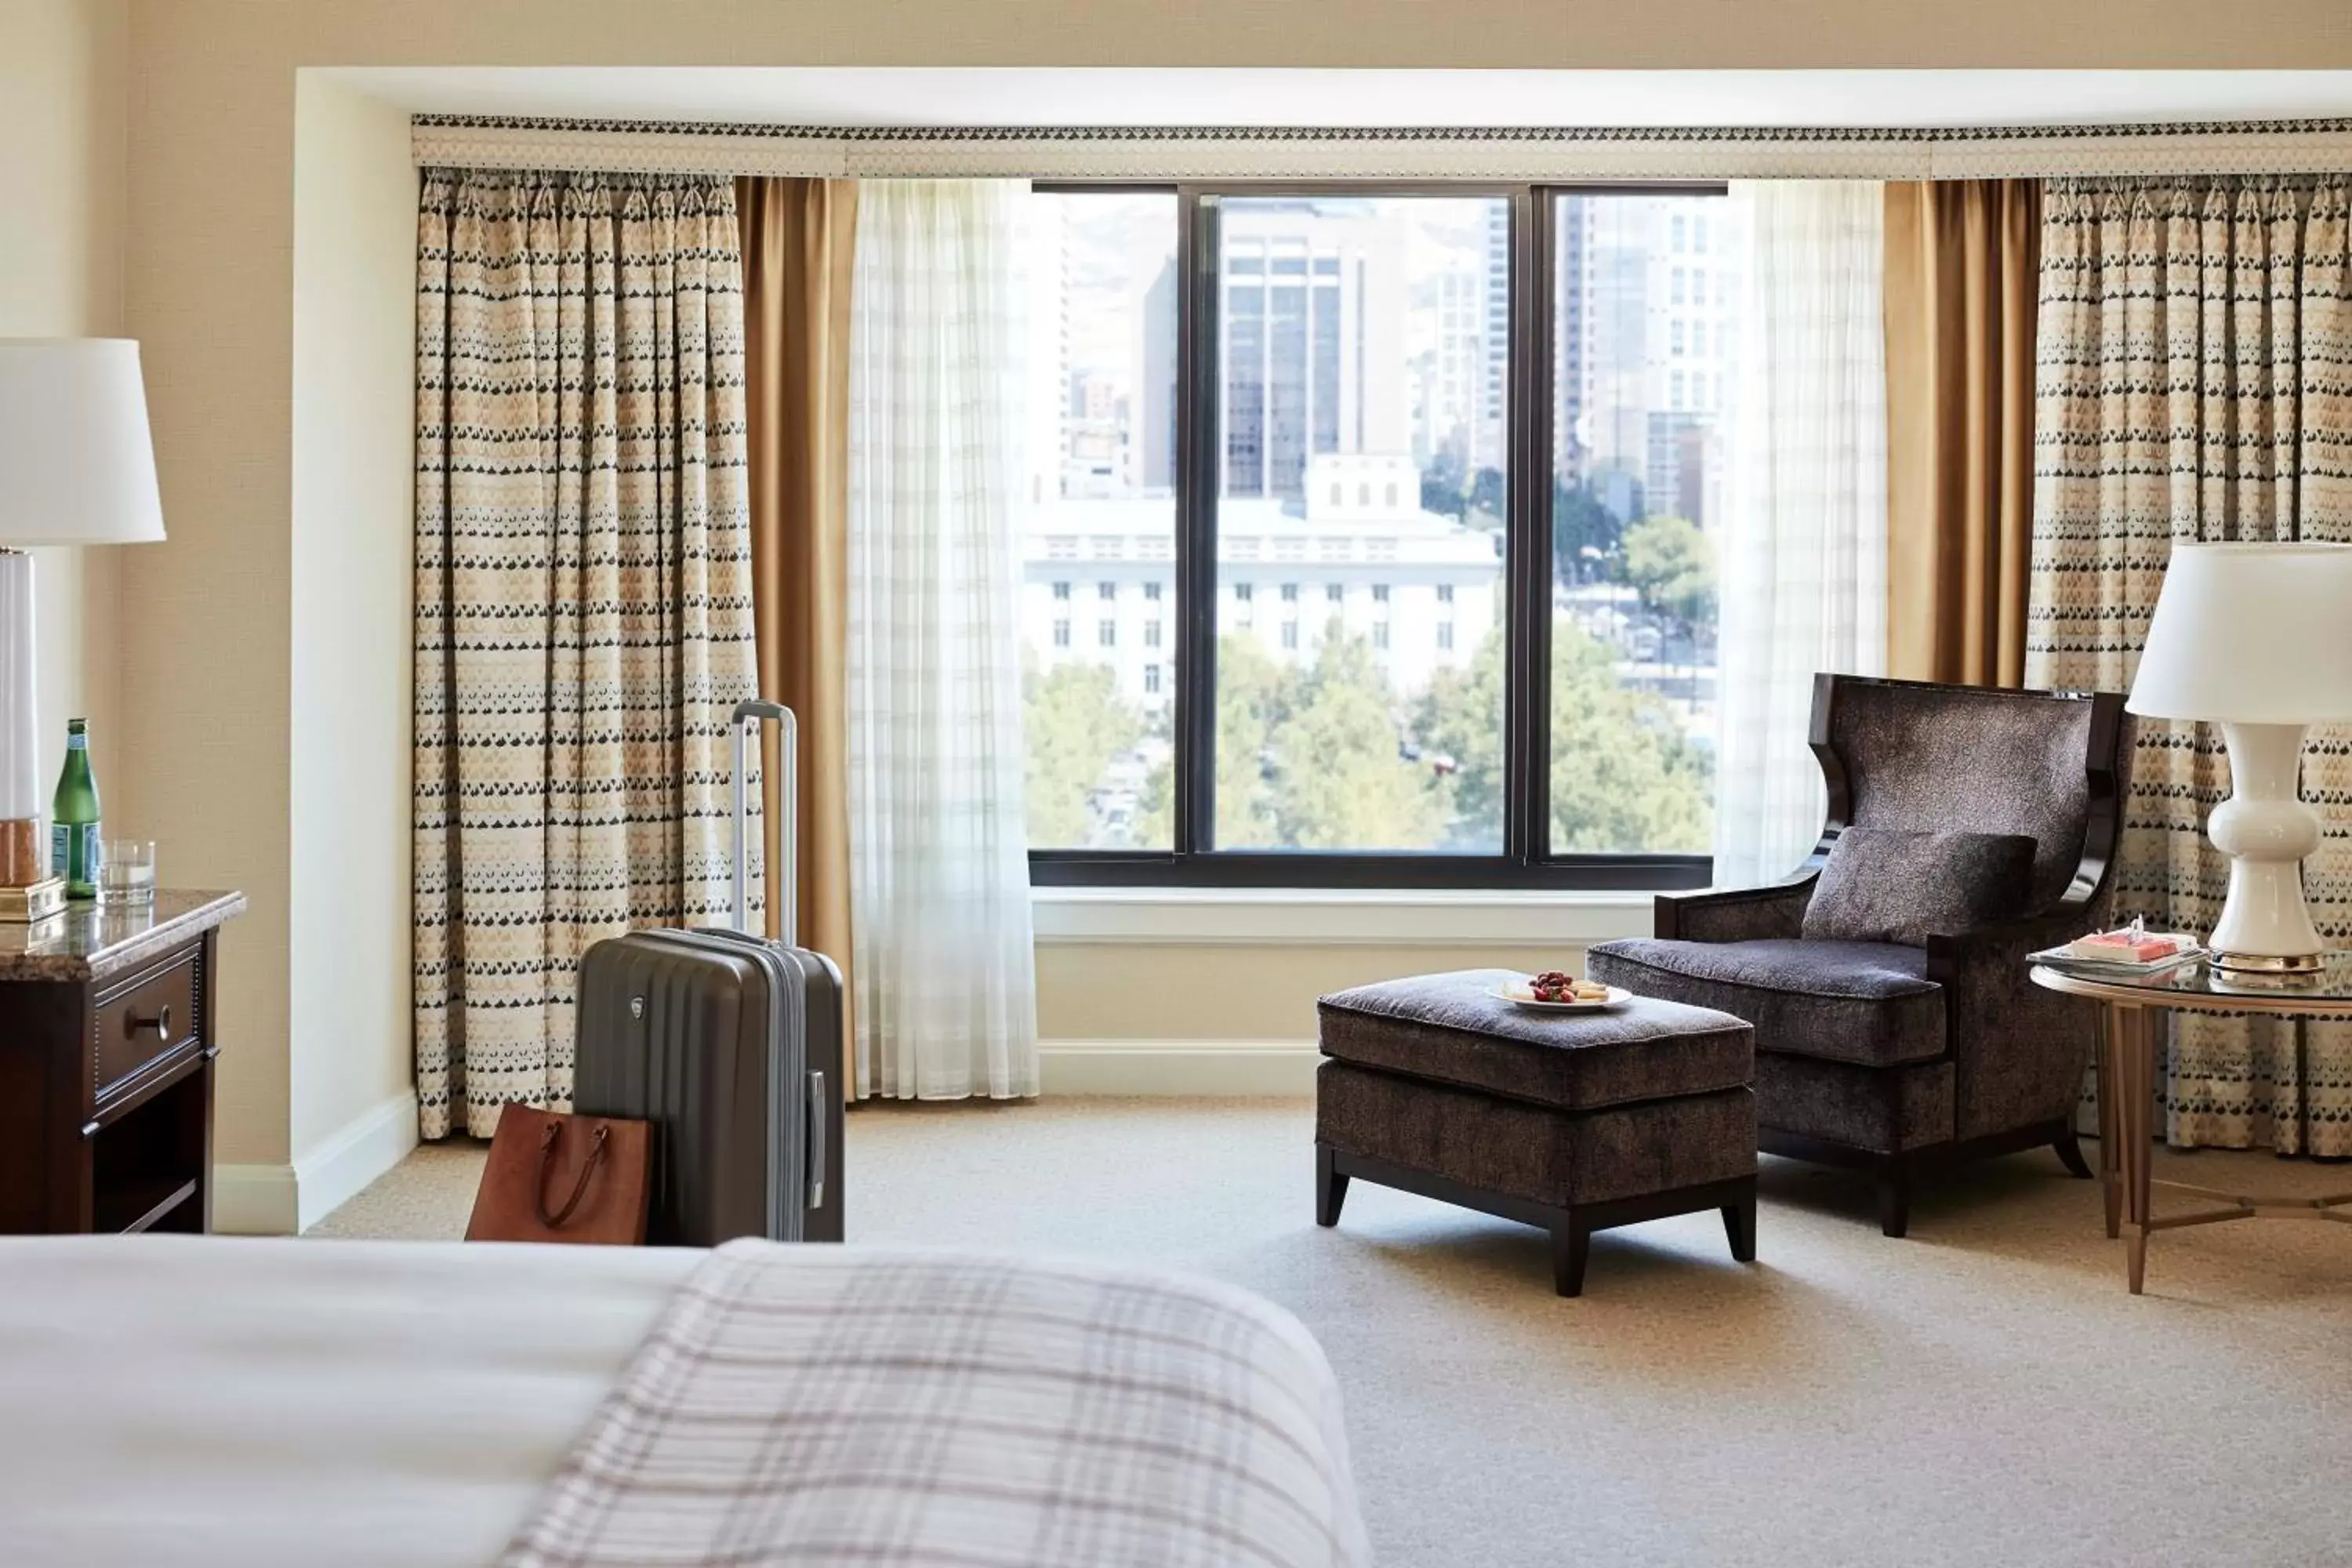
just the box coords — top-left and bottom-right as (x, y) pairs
(0, 1236), (701, 1568)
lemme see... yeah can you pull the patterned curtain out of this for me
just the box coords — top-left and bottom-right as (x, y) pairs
(414, 169), (762, 1140)
(2027, 174), (2352, 1156)
(847, 180), (1039, 1101)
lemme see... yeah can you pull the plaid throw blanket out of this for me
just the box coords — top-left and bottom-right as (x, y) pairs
(504, 1241), (1369, 1567)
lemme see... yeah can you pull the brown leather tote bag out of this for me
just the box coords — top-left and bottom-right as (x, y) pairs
(465, 1102), (654, 1245)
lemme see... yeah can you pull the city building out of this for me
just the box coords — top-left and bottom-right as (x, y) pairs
(1565, 194), (1737, 530)
(1138, 199), (1410, 504)
(1023, 454), (1501, 710)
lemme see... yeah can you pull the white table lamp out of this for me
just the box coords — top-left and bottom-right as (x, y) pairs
(2127, 542), (2352, 973)
(0, 339), (167, 906)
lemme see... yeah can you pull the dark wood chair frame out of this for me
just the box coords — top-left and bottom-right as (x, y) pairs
(1653, 674), (2128, 1238)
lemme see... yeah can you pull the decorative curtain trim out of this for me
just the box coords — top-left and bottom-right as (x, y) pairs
(2026, 173), (2352, 1156)
(413, 114), (2352, 182)
(413, 167), (762, 1141)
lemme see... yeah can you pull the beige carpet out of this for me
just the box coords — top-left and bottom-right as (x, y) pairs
(314, 1101), (2352, 1567)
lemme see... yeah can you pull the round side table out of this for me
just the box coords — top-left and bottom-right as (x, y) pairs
(2030, 957), (2352, 1294)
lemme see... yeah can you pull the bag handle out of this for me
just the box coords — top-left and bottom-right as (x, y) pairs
(535, 1119), (612, 1230)
(731, 698), (797, 946)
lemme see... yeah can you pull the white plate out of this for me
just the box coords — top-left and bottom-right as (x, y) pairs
(1494, 982), (1633, 1012)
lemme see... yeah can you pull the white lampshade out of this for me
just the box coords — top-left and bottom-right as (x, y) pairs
(0, 339), (166, 546)
(2127, 542), (2352, 724)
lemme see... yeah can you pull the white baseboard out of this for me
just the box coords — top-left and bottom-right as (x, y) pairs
(211, 1163), (298, 1236)
(1040, 1038), (1317, 1096)
(294, 1090), (421, 1232)
(210, 1090), (419, 1236)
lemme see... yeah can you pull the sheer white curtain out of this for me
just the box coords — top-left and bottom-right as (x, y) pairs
(1713, 180), (1889, 887)
(847, 179), (1040, 1101)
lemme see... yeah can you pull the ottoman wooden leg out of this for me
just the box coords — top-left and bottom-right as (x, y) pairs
(1552, 1218), (1591, 1298)
(1315, 1143), (1349, 1228)
(1722, 1181), (1757, 1263)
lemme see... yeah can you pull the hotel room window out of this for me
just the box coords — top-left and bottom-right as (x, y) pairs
(1019, 188), (1178, 851)
(1024, 183), (1725, 887)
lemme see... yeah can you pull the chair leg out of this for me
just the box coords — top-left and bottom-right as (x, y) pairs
(1314, 1143), (1348, 1228)
(2052, 1127), (2094, 1180)
(1551, 1218), (1591, 1298)
(1877, 1164), (1912, 1239)
(1721, 1185), (1757, 1263)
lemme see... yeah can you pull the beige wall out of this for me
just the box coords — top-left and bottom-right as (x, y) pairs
(99, 0), (2352, 1181)
(1039, 942), (1598, 1042)
(288, 74), (417, 1163)
(2, 0), (126, 809)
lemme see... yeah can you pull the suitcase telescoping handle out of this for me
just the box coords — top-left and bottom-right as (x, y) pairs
(729, 699), (797, 946)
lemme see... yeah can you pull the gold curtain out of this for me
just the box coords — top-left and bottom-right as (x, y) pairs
(736, 176), (861, 1093)
(1882, 179), (2041, 688)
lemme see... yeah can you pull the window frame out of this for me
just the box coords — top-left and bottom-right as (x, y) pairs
(1028, 180), (1722, 892)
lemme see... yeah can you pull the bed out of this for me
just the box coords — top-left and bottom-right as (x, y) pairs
(0, 1235), (1367, 1568)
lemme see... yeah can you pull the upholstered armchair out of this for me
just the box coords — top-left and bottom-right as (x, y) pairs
(1587, 675), (2130, 1236)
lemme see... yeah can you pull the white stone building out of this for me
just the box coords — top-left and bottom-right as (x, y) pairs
(1023, 453), (1502, 711)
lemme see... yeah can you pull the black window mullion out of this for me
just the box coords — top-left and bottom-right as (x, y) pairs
(1505, 187), (1557, 867)
(1174, 187), (1222, 858)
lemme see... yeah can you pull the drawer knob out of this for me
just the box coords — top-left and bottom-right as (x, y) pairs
(125, 1004), (172, 1041)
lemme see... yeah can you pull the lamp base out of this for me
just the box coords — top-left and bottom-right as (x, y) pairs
(2209, 948), (2327, 975)
(0, 875), (66, 924)
(0, 816), (39, 884)
(2205, 721), (2329, 973)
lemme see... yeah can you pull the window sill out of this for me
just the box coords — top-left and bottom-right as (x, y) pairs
(1030, 885), (1660, 947)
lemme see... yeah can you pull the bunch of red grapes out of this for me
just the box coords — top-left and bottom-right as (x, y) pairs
(1529, 970), (1578, 1004)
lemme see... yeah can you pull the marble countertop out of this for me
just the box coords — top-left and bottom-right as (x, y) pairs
(0, 889), (247, 983)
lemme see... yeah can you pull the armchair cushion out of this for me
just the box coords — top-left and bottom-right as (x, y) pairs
(1586, 938), (1946, 1069)
(1799, 826), (2036, 947)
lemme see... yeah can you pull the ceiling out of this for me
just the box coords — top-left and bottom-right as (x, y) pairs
(328, 67), (2352, 131)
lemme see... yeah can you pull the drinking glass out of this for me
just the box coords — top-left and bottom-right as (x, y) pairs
(99, 839), (156, 907)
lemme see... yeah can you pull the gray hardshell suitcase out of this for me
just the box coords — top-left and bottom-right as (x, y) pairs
(572, 700), (844, 1245)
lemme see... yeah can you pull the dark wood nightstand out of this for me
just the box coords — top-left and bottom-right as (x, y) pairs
(0, 890), (245, 1234)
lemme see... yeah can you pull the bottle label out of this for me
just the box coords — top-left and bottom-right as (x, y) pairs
(51, 822), (100, 889)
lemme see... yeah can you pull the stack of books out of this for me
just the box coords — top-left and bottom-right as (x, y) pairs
(2028, 924), (2205, 978)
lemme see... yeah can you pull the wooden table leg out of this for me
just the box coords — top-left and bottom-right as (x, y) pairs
(2097, 1001), (2122, 1240)
(2115, 1004), (2156, 1294)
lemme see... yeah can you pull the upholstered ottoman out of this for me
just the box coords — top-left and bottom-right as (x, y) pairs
(1314, 969), (1757, 1297)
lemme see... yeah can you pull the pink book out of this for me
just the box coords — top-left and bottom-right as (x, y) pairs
(2067, 926), (2180, 964)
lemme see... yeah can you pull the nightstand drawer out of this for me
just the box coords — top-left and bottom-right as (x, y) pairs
(93, 950), (201, 1096)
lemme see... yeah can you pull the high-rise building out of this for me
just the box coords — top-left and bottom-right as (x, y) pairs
(1570, 194), (1737, 530)
(1478, 202), (1509, 477)
(1554, 196), (1589, 485)
(1140, 200), (1408, 504)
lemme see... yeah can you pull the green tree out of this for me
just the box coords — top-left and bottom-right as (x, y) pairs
(1418, 619), (1711, 853)
(1272, 631), (1448, 850)
(1212, 631), (1295, 848)
(1552, 477), (1623, 584)
(1619, 514), (1716, 636)
(1023, 660), (1144, 848)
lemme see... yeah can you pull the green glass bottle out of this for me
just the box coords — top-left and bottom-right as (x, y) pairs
(51, 718), (100, 901)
